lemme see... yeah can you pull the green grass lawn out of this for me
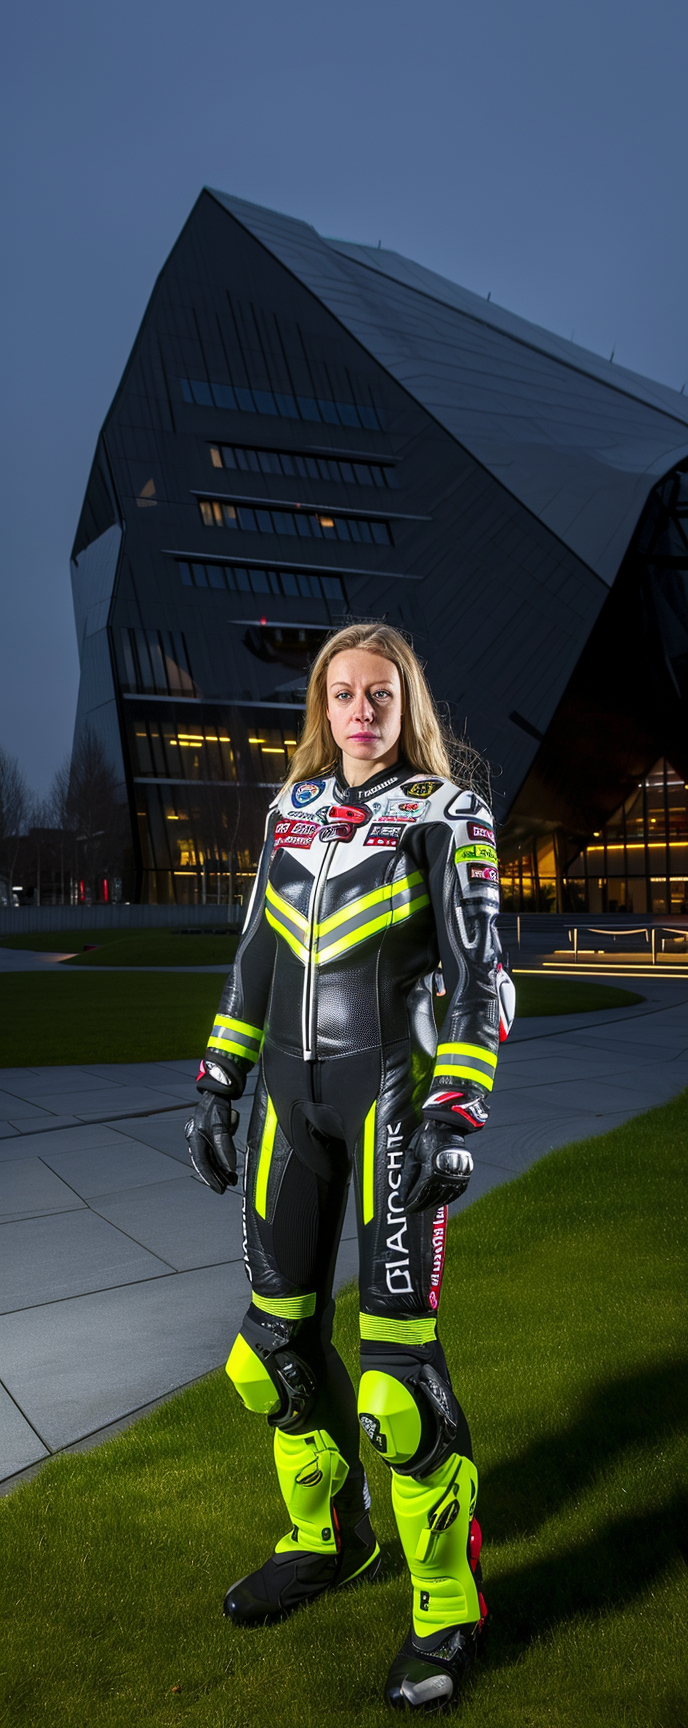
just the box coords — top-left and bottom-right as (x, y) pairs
(0, 972), (644, 1067)
(0, 929), (240, 967)
(2, 1093), (686, 1728)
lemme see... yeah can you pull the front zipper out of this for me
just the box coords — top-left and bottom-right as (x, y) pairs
(301, 840), (338, 1060)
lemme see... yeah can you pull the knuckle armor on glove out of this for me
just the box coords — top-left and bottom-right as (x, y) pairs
(401, 1120), (473, 1215)
(184, 1090), (239, 1193)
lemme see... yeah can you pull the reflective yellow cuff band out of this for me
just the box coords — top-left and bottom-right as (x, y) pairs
(359, 1313), (437, 1344)
(253, 1291), (317, 1319)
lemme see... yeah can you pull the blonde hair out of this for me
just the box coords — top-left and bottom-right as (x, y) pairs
(284, 621), (454, 788)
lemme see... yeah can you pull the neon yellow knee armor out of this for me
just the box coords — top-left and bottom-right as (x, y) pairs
(393, 1452), (480, 1636)
(273, 1429), (349, 1555)
(358, 1369), (422, 1464)
(225, 1332), (280, 1415)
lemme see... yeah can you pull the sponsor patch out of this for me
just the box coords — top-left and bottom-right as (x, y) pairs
(444, 790), (482, 820)
(387, 800), (421, 814)
(467, 821), (495, 844)
(365, 822), (404, 848)
(292, 779), (325, 807)
(318, 821), (356, 842)
(455, 843), (499, 865)
(401, 778), (442, 799)
(273, 818), (319, 849)
(329, 803), (370, 825)
(428, 1205), (447, 1309)
(468, 863), (499, 884)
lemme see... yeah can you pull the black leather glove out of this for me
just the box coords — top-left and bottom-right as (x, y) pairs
(185, 1091), (239, 1194)
(401, 1120), (474, 1215)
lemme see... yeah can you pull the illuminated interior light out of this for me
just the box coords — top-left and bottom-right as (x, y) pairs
(248, 737), (265, 744)
(262, 747), (285, 754)
(318, 516), (334, 527)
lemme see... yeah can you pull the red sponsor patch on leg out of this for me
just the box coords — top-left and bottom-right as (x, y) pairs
(428, 1204), (447, 1309)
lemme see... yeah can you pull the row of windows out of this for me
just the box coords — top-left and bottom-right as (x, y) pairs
(121, 628), (195, 696)
(131, 718), (299, 785)
(180, 376), (384, 431)
(198, 498), (392, 546)
(209, 443), (395, 489)
(178, 561), (345, 603)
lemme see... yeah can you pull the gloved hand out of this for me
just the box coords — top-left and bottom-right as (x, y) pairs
(185, 1092), (240, 1193)
(401, 1119), (474, 1215)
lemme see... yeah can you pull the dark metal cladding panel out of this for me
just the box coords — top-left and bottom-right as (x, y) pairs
(210, 189), (688, 586)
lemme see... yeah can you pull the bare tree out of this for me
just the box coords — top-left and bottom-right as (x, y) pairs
(65, 729), (126, 902)
(0, 746), (29, 902)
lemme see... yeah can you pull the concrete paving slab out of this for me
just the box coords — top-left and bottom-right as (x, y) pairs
(92, 1177), (245, 1272)
(525, 1077), (673, 1116)
(0, 1383), (49, 1474)
(476, 1110), (638, 1176)
(13, 1116), (83, 1136)
(0, 1211), (173, 1314)
(17, 1085), (187, 1120)
(40, 1141), (194, 1199)
(0, 1265), (249, 1451)
(79, 1062), (198, 1088)
(0, 1123), (135, 1163)
(0, 1091), (55, 1120)
(0, 1071), (121, 1101)
(0, 1158), (86, 1222)
(113, 1110), (193, 1163)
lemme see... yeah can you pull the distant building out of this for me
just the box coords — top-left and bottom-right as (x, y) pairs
(71, 189), (688, 911)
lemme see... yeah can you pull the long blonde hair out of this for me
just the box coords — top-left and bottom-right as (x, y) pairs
(284, 621), (454, 788)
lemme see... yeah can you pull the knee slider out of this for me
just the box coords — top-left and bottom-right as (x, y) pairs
(358, 1355), (459, 1477)
(226, 1309), (316, 1431)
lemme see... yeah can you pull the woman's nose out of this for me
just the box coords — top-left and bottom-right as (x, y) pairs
(353, 689), (375, 721)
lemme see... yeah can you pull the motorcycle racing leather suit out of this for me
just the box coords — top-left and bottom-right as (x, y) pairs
(193, 757), (511, 1669)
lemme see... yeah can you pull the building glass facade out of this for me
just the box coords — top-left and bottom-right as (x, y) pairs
(69, 191), (688, 908)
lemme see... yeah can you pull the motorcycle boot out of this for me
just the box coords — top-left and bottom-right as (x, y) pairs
(224, 1427), (380, 1625)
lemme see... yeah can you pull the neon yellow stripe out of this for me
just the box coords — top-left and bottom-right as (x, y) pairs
(317, 883), (391, 938)
(209, 1035), (260, 1062)
(432, 1060), (494, 1091)
(316, 871), (425, 938)
(316, 909), (392, 963)
(359, 1314), (437, 1344)
(362, 1101), (376, 1225)
(266, 881), (309, 934)
(391, 891), (431, 924)
(252, 1290), (316, 1318)
(213, 1013), (263, 1041)
(265, 906), (308, 964)
(255, 1097), (278, 1218)
(437, 1042), (497, 1067)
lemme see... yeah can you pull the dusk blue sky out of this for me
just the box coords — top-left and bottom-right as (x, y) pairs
(1, 0), (686, 795)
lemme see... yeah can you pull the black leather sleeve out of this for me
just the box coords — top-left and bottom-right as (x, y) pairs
(421, 799), (500, 1119)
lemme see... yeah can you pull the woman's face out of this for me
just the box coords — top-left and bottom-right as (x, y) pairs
(326, 649), (403, 779)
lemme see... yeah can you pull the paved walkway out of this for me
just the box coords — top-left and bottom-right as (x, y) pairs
(1, 979), (686, 1490)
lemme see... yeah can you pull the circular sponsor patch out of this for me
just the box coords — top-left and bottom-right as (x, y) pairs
(292, 779), (325, 807)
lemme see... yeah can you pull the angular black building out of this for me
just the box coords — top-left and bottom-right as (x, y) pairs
(71, 189), (688, 912)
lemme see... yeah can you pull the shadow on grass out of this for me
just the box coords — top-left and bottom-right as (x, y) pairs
(484, 1491), (688, 1665)
(482, 1357), (688, 1542)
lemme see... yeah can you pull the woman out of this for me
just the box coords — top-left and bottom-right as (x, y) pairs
(185, 622), (512, 1712)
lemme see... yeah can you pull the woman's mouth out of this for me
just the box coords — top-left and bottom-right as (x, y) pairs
(349, 731), (378, 742)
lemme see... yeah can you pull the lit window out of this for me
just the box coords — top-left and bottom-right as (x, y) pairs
(210, 446), (222, 469)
